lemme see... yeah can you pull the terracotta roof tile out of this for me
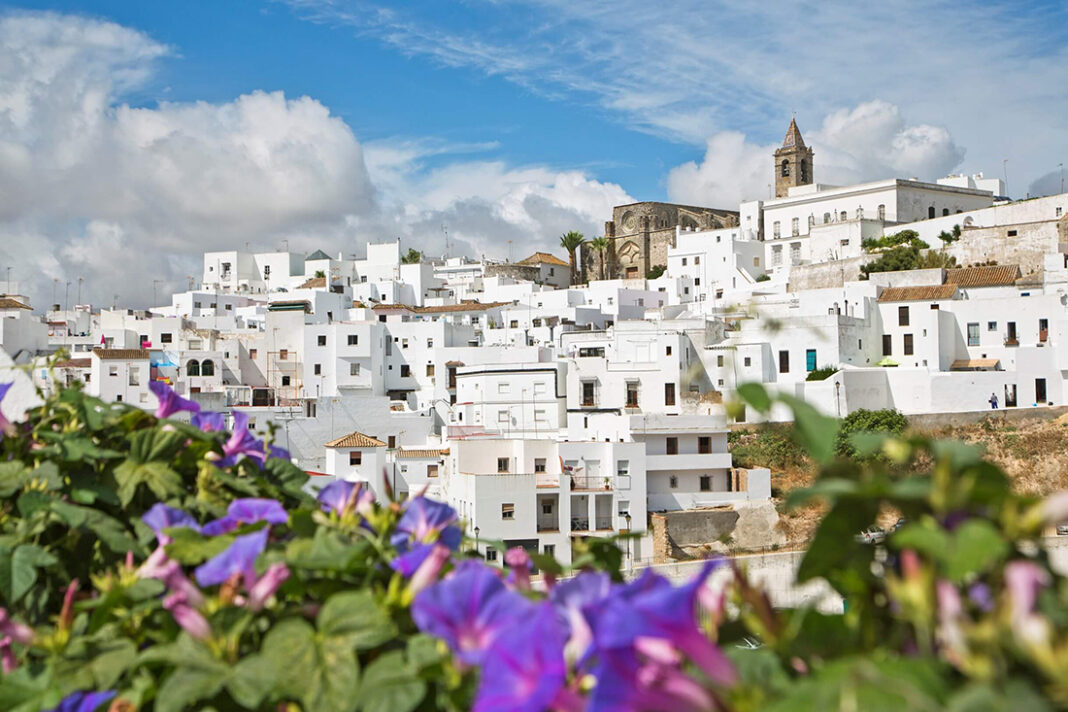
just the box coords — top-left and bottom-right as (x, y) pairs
(396, 448), (449, 459)
(945, 265), (1021, 288)
(372, 301), (510, 314)
(0, 298), (31, 310)
(517, 252), (568, 267)
(877, 285), (958, 302)
(325, 431), (387, 448)
(92, 348), (150, 360)
(298, 277), (326, 289)
(55, 358), (92, 369)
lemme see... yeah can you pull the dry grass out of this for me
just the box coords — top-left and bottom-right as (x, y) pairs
(765, 414), (1068, 547)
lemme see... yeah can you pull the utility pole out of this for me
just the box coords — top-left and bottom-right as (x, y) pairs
(1003, 159), (1009, 198)
(77, 277), (83, 305)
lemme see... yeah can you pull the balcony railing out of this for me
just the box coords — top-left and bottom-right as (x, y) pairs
(595, 517), (613, 531)
(537, 521), (559, 532)
(570, 476), (611, 491)
(571, 517), (590, 531)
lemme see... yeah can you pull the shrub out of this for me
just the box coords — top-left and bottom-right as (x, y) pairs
(729, 424), (808, 470)
(805, 365), (837, 381)
(755, 273), (771, 282)
(645, 264), (666, 279)
(835, 407), (909, 457)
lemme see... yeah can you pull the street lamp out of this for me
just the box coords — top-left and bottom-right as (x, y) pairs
(834, 380), (842, 417)
(623, 512), (632, 573)
(473, 526), (481, 558)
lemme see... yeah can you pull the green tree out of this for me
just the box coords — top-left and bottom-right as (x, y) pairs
(588, 236), (610, 280)
(835, 407), (909, 458)
(559, 231), (585, 284)
(937, 223), (962, 250)
(400, 248), (422, 264)
(645, 265), (666, 279)
(314, 270), (326, 279)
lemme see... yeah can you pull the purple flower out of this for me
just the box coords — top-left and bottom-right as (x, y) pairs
(504, 547), (533, 591)
(142, 503), (200, 543)
(247, 562), (291, 611)
(192, 411), (227, 432)
(195, 529), (268, 587)
(473, 602), (569, 712)
(551, 571), (611, 663)
(591, 559), (735, 687)
(412, 560), (534, 665)
(317, 479), (374, 516)
(0, 609), (34, 646)
(391, 496), (462, 555)
(150, 381), (201, 420)
(1005, 560), (1049, 620)
(141, 556), (205, 607)
(0, 382), (13, 436)
(201, 498), (287, 536)
(391, 543), (439, 577)
(46, 690), (117, 712)
(407, 544), (452, 596)
(164, 591), (212, 640)
(0, 636), (15, 673)
(968, 582), (995, 612)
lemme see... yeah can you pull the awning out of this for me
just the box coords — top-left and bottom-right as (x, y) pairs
(950, 358), (1000, 371)
(876, 357), (900, 367)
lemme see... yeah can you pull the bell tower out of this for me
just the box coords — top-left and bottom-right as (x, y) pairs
(774, 118), (814, 198)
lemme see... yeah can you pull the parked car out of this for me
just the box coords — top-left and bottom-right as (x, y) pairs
(1057, 524), (1068, 536)
(892, 517), (908, 531)
(855, 526), (886, 545)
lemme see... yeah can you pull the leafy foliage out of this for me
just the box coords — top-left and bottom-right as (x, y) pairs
(861, 229), (928, 253)
(400, 248), (422, 265)
(805, 365), (837, 382)
(645, 264), (667, 279)
(860, 244), (957, 279)
(835, 407), (909, 458)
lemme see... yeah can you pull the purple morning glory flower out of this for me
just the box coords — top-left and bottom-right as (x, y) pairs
(968, 582), (995, 612)
(391, 496), (462, 556)
(317, 479), (373, 516)
(473, 602), (569, 712)
(0, 609), (34, 646)
(46, 690), (117, 712)
(150, 381), (201, 420)
(201, 498), (287, 536)
(192, 411), (227, 432)
(589, 647), (714, 712)
(412, 560), (534, 665)
(551, 571), (612, 663)
(142, 503), (200, 542)
(0, 382), (13, 436)
(391, 543), (438, 577)
(247, 562), (291, 611)
(211, 412), (287, 469)
(591, 559), (735, 687)
(194, 529), (268, 587)
(163, 591), (212, 640)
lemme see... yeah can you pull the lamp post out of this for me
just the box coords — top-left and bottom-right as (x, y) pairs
(623, 512), (632, 574)
(473, 526), (481, 558)
(835, 380), (842, 417)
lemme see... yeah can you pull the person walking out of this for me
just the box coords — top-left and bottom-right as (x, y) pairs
(989, 393), (999, 409)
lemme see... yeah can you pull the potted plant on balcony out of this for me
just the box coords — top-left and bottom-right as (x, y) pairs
(603, 476), (611, 490)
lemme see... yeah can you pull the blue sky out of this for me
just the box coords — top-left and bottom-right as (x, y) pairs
(1, 1), (1066, 306)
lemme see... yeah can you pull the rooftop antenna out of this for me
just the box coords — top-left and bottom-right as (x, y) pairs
(441, 223), (450, 259)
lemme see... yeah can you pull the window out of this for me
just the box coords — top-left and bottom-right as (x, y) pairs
(928, 206), (936, 219)
(666, 346), (672, 356)
(543, 544), (555, 557)
(497, 458), (510, 473)
(501, 503), (514, 519)
(943, 208), (950, 216)
(497, 411), (510, 424)
(778, 350), (789, 373)
(534, 409), (546, 423)
(664, 383), (676, 406)
(582, 381), (595, 406)
(791, 217), (799, 236)
(699, 436), (711, 454)
(485, 548), (498, 562)
(617, 460), (629, 477)
(669, 475), (679, 489)
(279, 349), (288, 360)
(388, 436), (396, 449)
(128, 368), (140, 386)
(187, 360), (200, 377)
(160, 333), (172, 344)
(313, 363), (321, 375)
(716, 354), (724, 367)
(1007, 229), (1018, 237)
(317, 335), (326, 346)
(625, 381), (639, 408)
(882, 334), (892, 356)
(347, 334), (358, 346)
(666, 437), (678, 455)
(1057, 207), (1063, 217)
(350, 363), (360, 376)
(781, 159), (789, 177)
(903, 334), (914, 355)
(427, 464), (438, 478)
(878, 204), (886, 220)
(898, 306), (909, 326)
(773, 221), (781, 239)
(700, 475), (712, 492)
(498, 383), (510, 394)
(281, 375), (291, 386)
(402, 339), (408, 349)
(682, 258), (687, 266)
(349, 451), (362, 466)
(534, 458), (546, 473)
(988, 321), (997, 331)
(249, 349), (258, 359)
(695, 256), (700, 265)
(426, 364), (435, 377)
(534, 382), (546, 395)
(743, 356), (751, 367)
(840, 211), (847, 221)
(510, 320), (518, 328)
(823, 212), (831, 224)
(399, 365), (410, 378)
(967, 323), (980, 346)
(806, 349), (816, 372)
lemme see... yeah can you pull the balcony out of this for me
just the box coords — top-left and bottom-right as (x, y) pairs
(537, 519), (559, 533)
(570, 475), (611, 491)
(570, 517), (590, 531)
(595, 517), (613, 531)
(1004, 337), (1019, 347)
(536, 472), (560, 488)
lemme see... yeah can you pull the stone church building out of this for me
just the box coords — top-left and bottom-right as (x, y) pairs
(581, 119), (813, 282)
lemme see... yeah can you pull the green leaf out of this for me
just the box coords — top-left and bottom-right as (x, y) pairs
(318, 590), (398, 650)
(406, 634), (446, 671)
(51, 500), (142, 555)
(228, 653), (276, 708)
(945, 519), (1008, 583)
(0, 462), (29, 497)
(797, 498), (876, 585)
(156, 665), (229, 712)
(357, 651), (425, 712)
(113, 459), (184, 506)
(0, 544), (57, 604)
(778, 394), (840, 463)
(87, 640), (138, 689)
(736, 382), (772, 413)
(892, 523), (950, 560)
(262, 618), (359, 712)
(786, 478), (858, 508)
(164, 528), (234, 565)
(763, 656), (948, 712)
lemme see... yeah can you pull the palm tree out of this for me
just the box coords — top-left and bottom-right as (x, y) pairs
(559, 231), (585, 285)
(588, 236), (610, 281)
